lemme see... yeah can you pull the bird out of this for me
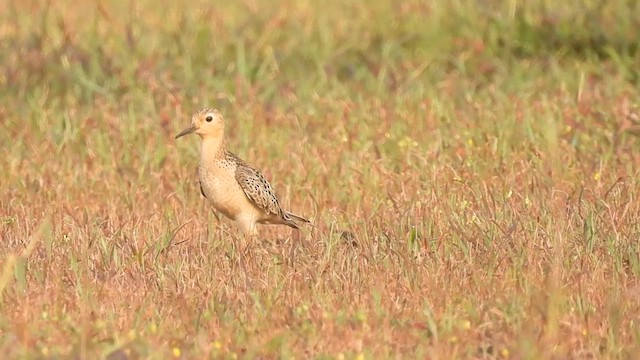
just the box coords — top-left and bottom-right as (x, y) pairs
(175, 108), (311, 236)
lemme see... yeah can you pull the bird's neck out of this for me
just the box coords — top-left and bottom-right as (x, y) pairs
(200, 135), (226, 161)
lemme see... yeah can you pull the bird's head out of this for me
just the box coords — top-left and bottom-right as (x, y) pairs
(175, 108), (224, 140)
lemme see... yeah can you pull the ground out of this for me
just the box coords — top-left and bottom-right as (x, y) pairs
(1, 0), (640, 358)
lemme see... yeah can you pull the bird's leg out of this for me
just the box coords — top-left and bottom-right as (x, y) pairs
(209, 207), (221, 222)
(236, 215), (258, 240)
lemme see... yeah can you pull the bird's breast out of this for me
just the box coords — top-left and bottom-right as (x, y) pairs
(199, 163), (258, 220)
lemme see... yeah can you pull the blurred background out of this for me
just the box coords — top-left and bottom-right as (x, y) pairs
(1, 0), (640, 358)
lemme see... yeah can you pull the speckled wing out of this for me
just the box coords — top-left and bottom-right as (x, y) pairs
(234, 161), (284, 218)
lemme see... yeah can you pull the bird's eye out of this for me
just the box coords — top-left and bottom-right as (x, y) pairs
(206, 116), (213, 122)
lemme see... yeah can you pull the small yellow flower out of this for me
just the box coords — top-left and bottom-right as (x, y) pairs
(356, 353), (365, 360)
(582, 329), (588, 336)
(398, 136), (418, 148)
(150, 322), (158, 334)
(172, 347), (181, 357)
(467, 138), (474, 146)
(337, 353), (345, 360)
(230, 352), (238, 359)
(462, 320), (471, 330)
(524, 196), (531, 207)
(593, 172), (600, 181)
(41, 347), (49, 356)
(212, 341), (222, 350)
(500, 348), (509, 358)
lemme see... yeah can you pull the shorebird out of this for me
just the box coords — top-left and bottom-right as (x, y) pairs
(175, 108), (310, 236)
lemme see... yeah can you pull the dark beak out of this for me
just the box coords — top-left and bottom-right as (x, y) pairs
(175, 125), (197, 139)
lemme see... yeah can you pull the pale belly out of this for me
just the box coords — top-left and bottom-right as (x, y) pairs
(199, 167), (263, 221)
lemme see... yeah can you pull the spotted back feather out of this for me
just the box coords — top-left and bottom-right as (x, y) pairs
(231, 152), (285, 218)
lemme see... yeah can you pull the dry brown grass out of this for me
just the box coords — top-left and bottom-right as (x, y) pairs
(2, 0), (640, 358)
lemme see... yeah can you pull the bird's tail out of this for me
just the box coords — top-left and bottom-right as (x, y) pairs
(283, 211), (313, 229)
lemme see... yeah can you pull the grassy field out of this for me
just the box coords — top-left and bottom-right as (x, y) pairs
(1, 0), (640, 358)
